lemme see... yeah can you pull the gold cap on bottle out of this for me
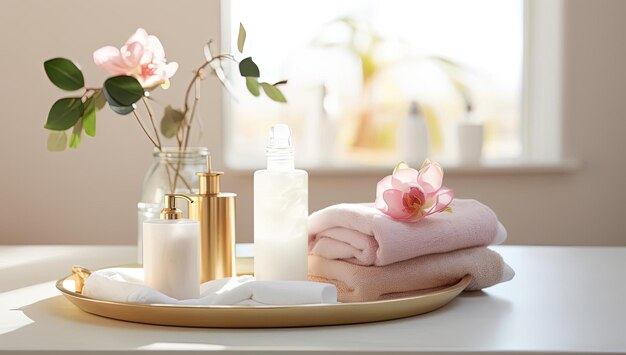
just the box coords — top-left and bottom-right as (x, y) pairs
(189, 154), (237, 282)
(196, 154), (223, 195)
(197, 172), (223, 195)
(160, 194), (194, 220)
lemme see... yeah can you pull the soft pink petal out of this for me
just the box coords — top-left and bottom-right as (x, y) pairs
(93, 46), (121, 65)
(145, 35), (165, 61)
(126, 28), (148, 46)
(381, 189), (411, 219)
(165, 62), (178, 78)
(417, 162), (443, 194)
(374, 195), (387, 210)
(93, 46), (128, 75)
(120, 42), (144, 67)
(424, 186), (454, 215)
(140, 50), (154, 66)
(376, 176), (393, 198)
(141, 75), (165, 88)
(391, 168), (419, 191)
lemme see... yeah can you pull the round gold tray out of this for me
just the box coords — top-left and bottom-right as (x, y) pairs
(56, 269), (471, 328)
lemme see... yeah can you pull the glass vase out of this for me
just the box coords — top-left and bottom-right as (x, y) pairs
(137, 147), (209, 263)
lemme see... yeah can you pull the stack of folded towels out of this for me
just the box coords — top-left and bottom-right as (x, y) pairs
(308, 199), (515, 302)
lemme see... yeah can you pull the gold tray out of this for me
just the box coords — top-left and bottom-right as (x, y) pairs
(56, 268), (471, 328)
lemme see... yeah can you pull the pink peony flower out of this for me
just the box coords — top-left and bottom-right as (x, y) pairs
(375, 160), (454, 222)
(93, 28), (178, 89)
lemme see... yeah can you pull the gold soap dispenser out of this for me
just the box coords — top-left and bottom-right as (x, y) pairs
(190, 155), (236, 282)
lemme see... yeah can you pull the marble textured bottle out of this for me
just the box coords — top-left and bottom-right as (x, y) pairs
(254, 124), (309, 281)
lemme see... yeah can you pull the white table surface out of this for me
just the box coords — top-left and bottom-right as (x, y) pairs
(0, 245), (625, 355)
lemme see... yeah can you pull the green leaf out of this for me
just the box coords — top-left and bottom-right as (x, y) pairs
(103, 75), (144, 106)
(69, 118), (82, 149)
(44, 98), (84, 130)
(47, 131), (67, 152)
(160, 105), (185, 138)
(83, 97), (96, 137)
(260, 82), (287, 103)
(93, 89), (106, 110)
(44, 58), (85, 91)
(239, 57), (260, 78)
(245, 77), (260, 97)
(108, 103), (134, 115)
(237, 23), (247, 53)
(102, 87), (134, 115)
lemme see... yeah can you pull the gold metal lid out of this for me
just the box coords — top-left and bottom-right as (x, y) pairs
(197, 154), (224, 195)
(160, 194), (194, 220)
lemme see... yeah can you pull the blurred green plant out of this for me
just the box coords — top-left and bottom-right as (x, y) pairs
(313, 16), (474, 152)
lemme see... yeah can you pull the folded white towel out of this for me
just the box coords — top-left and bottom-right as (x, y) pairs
(82, 268), (337, 306)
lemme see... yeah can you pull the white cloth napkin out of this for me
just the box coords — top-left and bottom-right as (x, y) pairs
(82, 268), (337, 306)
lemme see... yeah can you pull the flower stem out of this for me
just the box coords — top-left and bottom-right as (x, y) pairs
(180, 43), (238, 151)
(132, 111), (160, 149)
(142, 98), (162, 149)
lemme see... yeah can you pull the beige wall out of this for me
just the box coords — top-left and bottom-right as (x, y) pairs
(1, 0), (625, 246)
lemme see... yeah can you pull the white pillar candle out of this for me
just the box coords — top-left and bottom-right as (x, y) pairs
(142, 219), (200, 300)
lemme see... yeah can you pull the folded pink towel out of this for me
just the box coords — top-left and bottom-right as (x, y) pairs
(308, 247), (514, 302)
(309, 199), (506, 266)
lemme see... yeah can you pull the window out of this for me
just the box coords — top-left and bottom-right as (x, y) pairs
(223, 0), (525, 169)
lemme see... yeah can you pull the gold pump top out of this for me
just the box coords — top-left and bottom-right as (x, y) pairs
(197, 154), (224, 195)
(160, 194), (194, 220)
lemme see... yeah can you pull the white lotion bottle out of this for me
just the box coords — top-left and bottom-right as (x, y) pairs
(143, 194), (200, 300)
(254, 124), (309, 281)
(397, 101), (429, 165)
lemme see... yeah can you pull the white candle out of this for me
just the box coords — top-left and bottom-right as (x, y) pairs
(142, 219), (200, 300)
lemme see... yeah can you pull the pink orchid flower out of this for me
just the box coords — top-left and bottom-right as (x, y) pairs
(93, 28), (178, 89)
(375, 160), (454, 222)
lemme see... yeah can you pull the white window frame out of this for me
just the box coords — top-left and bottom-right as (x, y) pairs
(523, 0), (564, 163)
(217, 0), (570, 172)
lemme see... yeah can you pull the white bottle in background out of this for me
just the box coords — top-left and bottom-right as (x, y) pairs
(397, 101), (429, 165)
(457, 108), (484, 164)
(254, 124), (309, 281)
(143, 194), (200, 300)
(318, 84), (337, 165)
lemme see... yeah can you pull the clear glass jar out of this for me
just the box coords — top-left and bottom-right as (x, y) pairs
(137, 147), (209, 263)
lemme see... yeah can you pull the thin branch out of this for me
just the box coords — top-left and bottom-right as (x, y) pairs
(183, 61), (212, 113)
(183, 78), (200, 150)
(132, 111), (160, 149)
(175, 127), (183, 148)
(142, 98), (162, 149)
(133, 103), (192, 193)
(164, 158), (174, 193)
(166, 159), (192, 192)
(183, 43), (237, 114)
(144, 95), (167, 108)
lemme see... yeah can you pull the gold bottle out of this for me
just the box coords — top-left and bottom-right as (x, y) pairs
(189, 156), (236, 282)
